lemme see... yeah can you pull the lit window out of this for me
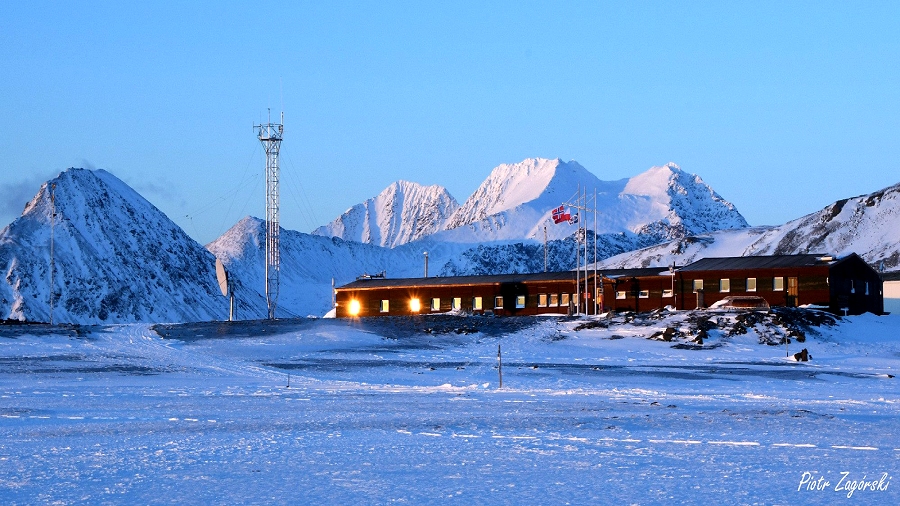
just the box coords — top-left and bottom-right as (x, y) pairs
(560, 293), (570, 306)
(379, 300), (389, 313)
(494, 296), (504, 309)
(616, 291), (626, 300)
(452, 297), (461, 310)
(773, 277), (784, 291)
(473, 297), (482, 310)
(662, 289), (673, 298)
(549, 294), (559, 307)
(538, 294), (548, 307)
(410, 298), (421, 312)
(639, 290), (649, 298)
(431, 298), (440, 311)
(720, 279), (730, 293)
(692, 279), (703, 292)
(746, 278), (757, 292)
(516, 295), (525, 308)
(349, 299), (361, 316)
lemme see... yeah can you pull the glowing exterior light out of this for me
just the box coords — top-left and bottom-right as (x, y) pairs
(349, 299), (361, 316)
(410, 298), (421, 312)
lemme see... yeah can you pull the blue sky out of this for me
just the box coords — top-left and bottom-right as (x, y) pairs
(2, 1), (899, 244)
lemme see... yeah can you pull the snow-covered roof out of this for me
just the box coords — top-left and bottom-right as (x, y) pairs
(678, 254), (832, 272)
(338, 271), (580, 290)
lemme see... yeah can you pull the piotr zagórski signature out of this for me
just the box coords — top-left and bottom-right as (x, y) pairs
(798, 471), (891, 498)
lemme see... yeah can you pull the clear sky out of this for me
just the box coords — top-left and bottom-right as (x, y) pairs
(2, 1), (899, 244)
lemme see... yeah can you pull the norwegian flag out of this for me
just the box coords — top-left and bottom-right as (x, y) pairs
(552, 205), (571, 224)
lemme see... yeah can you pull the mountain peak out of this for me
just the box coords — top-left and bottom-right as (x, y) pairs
(445, 158), (586, 231)
(312, 180), (459, 248)
(0, 167), (226, 323)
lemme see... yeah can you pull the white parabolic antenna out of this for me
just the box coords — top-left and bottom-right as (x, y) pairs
(215, 258), (229, 297)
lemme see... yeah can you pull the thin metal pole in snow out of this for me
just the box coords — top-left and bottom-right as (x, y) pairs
(543, 225), (548, 273)
(575, 184), (580, 315)
(497, 344), (502, 389)
(593, 188), (598, 315)
(583, 188), (588, 315)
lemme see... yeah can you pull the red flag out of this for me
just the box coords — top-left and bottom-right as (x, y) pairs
(552, 205), (571, 224)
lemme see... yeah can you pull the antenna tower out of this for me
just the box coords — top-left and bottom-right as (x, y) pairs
(255, 109), (284, 319)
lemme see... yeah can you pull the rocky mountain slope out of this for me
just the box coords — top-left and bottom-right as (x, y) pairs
(315, 158), (748, 247)
(598, 182), (900, 270)
(312, 180), (459, 248)
(0, 168), (226, 323)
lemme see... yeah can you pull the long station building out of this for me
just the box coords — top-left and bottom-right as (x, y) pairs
(334, 253), (884, 318)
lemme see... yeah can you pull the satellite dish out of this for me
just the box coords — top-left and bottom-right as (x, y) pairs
(215, 258), (229, 297)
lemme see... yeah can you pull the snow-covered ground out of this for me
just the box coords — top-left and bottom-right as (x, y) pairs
(1, 311), (898, 504)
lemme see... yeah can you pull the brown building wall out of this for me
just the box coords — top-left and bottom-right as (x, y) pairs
(601, 276), (677, 313)
(336, 278), (591, 318)
(676, 266), (831, 310)
(335, 258), (883, 317)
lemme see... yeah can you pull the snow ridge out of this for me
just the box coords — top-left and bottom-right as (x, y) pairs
(315, 158), (749, 247)
(627, 163), (749, 239)
(598, 182), (900, 270)
(0, 168), (226, 323)
(312, 181), (459, 248)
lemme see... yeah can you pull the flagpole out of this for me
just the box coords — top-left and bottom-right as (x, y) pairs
(577, 185), (581, 315)
(593, 188), (598, 315)
(583, 187), (588, 316)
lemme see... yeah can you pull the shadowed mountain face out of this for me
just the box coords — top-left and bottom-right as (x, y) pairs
(0, 168), (226, 323)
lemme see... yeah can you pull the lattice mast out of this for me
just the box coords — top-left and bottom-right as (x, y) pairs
(255, 109), (284, 319)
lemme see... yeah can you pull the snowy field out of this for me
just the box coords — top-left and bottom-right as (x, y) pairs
(1, 310), (898, 505)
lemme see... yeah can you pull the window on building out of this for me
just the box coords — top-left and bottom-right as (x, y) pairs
(638, 290), (649, 298)
(773, 277), (784, 291)
(494, 296), (504, 309)
(452, 297), (461, 310)
(538, 294), (548, 307)
(560, 293), (570, 306)
(549, 294), (559, 307)
(410, 298), (421, 312)
(431, 298), (440, 311)
(662, 289), (673, 298)
(693, 279), (703, 292)
(720, 279), (730, 293)
(746, 278), (757, 292)
(616, 291), (626, 300)
(379, 300), (389, 313)
(516, 295), (526, 308)
(473, 297), (483, 310)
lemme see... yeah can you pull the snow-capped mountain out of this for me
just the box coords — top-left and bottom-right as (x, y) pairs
(0, 168), (226, 323)
(312, 180), (459, 248)
(623, 163), (748, 238)
(440, 158), (747, 242)
(209, 216), (438, 318)
(315, 158), (749, 247)
(6, 162), (898, 322)
(598, 182), (900, 270)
